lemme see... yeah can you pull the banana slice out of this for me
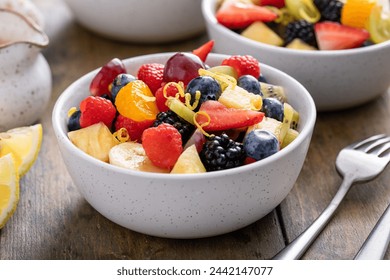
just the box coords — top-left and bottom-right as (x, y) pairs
(109, 142), (169, 173)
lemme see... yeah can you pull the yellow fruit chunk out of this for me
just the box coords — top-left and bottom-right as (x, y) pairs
(0, 154), (20, 229)
(341, 0), (376, 29)
(241, 21), (284, 46)
(115, 80), (158, 122)
(368, 5), (390, 44)
(0, 124), (42, 177)
(218, 85), (262, 110)
(171, 145), (206, 174)
(68, 122), (119, 162)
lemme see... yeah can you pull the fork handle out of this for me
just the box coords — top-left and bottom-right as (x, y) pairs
(272, 176), (354, 260)
(354, 203), (390, 260)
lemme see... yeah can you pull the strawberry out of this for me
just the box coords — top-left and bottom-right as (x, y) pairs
(221, 55), (260, 78)
(142, 123), (183, 169)
(89, 58), (126, 98)
(254, 0), (285, 9)
(216, 1), (278, 29)
(114, 114), (154, 142)
(155, 83), (185, 112)
(137, 63), (165, 94)
(192, 40), (214, 62)
(196, 100), (264, 131)
(79, 96), (116, 128)
(314, 21), (370, 50)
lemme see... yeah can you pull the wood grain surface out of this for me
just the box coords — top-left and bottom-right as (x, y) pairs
(0, 0), (389, 260)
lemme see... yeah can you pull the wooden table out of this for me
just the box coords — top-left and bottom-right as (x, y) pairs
(1, 0), (389, 260)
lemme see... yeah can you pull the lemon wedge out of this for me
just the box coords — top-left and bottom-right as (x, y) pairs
(0, 124), (43, 177)
(0, 154), (20, 229)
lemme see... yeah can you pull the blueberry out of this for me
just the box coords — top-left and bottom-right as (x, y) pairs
(258, 74), (268, 83)
(186, 76), (222, 111)
(67, 110), (81, 131)
(243, 130), (279, 161)
(111, 73), (136, 102)
(238, 75), (262, 96)
(261, 98), (284, 122)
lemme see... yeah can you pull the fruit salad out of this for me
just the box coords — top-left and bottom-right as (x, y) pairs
(66, 42), (300, 174)
(215, 0), (390, 50)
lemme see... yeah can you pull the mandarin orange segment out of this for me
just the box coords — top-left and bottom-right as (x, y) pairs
(115, 80), (158, 122)
(341, 0), (376, 29)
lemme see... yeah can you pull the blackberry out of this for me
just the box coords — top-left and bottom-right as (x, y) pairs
(153, 110), (194, 144)
(284, 20), (316, 47)
(200, 133), (246, 172)
(314, 0), (343, 22)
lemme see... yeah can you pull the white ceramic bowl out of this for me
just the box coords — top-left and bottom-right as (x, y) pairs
(63, 0), (205, 43)
(202, 0), (390, 111)
(52, 53), (316, 238)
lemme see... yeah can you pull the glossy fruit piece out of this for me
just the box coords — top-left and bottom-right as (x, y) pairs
(89, 58), (126, 98)
(367, 5), (390, 44)
(341, 0), (375, 29)
(79, 96), (117, 128)
(109, 142), (169, 173)
(166, 98), (196, 125)
(171, 144), (206, 174)
(254, 0), (286, 9)
(260, 82), (287, 102)
(68, 122), (119, 162)
(216, 0), (278, 29)
(192, 40), (214, 62)
(114, 114), (154, 143)
(241, 21), (284, 46)
(261, 98), (284, 122)
(207, 65), (239, 81)
(115, 80), (159, 122)
(221, 55), (260, 78)
(285, 0), (321, 23)
(237, 75), (262, 95)
(142, 123), (183, 169)
(0, 124), (42, 177)
(137, 63), (165, 94)
(314, 21), (370, 50)
(155, 83), (180, 112)
(218, 85), (262, 110)
(111, 73), (136, 102)
(0, 154), (19, 229)
(196, 100), (264, 131)
(243, 129), (280, 161)
(67, 109), (81, 131)
(183, 129), (206, 153)
(186, 75), (222, 111)
(163, 52), (205, 86)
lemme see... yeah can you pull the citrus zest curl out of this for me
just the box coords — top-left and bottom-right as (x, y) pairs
(113, 128), (130, 143)
(194, 111), (212, 138)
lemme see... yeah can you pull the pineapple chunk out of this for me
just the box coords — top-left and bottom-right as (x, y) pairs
(171, 145), (206, 174)
(68, 122), (119, 162)
(241, 21), (284, 46)
(218, 85), (262, 110)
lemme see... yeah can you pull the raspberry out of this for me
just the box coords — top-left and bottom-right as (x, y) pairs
(142, 123), (183, 169)
(137, 63), (165, 94)
(114, 114), (154, 142)
(221, 55), (260, 78)
(79, 96), (116, 128)
(155, 82), (183, 112)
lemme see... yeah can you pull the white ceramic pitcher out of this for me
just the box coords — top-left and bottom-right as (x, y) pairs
(0, 8), (51, 131)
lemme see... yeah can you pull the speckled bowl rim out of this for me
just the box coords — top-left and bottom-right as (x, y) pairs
(201, 0), (390, 57)
(52, 52), (316, 181)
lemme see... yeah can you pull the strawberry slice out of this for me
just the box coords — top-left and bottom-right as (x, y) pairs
(216, 1), (278, 29)
(255, 0), (285, 9)
(192, 40), (214, 62)
(314, 21), (370, 50)
(196, 101), (264, 131)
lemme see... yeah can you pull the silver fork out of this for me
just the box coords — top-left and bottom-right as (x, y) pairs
(273, 134), (390, 260)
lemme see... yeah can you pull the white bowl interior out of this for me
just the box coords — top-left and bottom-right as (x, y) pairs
(52, 53), (316, 238)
